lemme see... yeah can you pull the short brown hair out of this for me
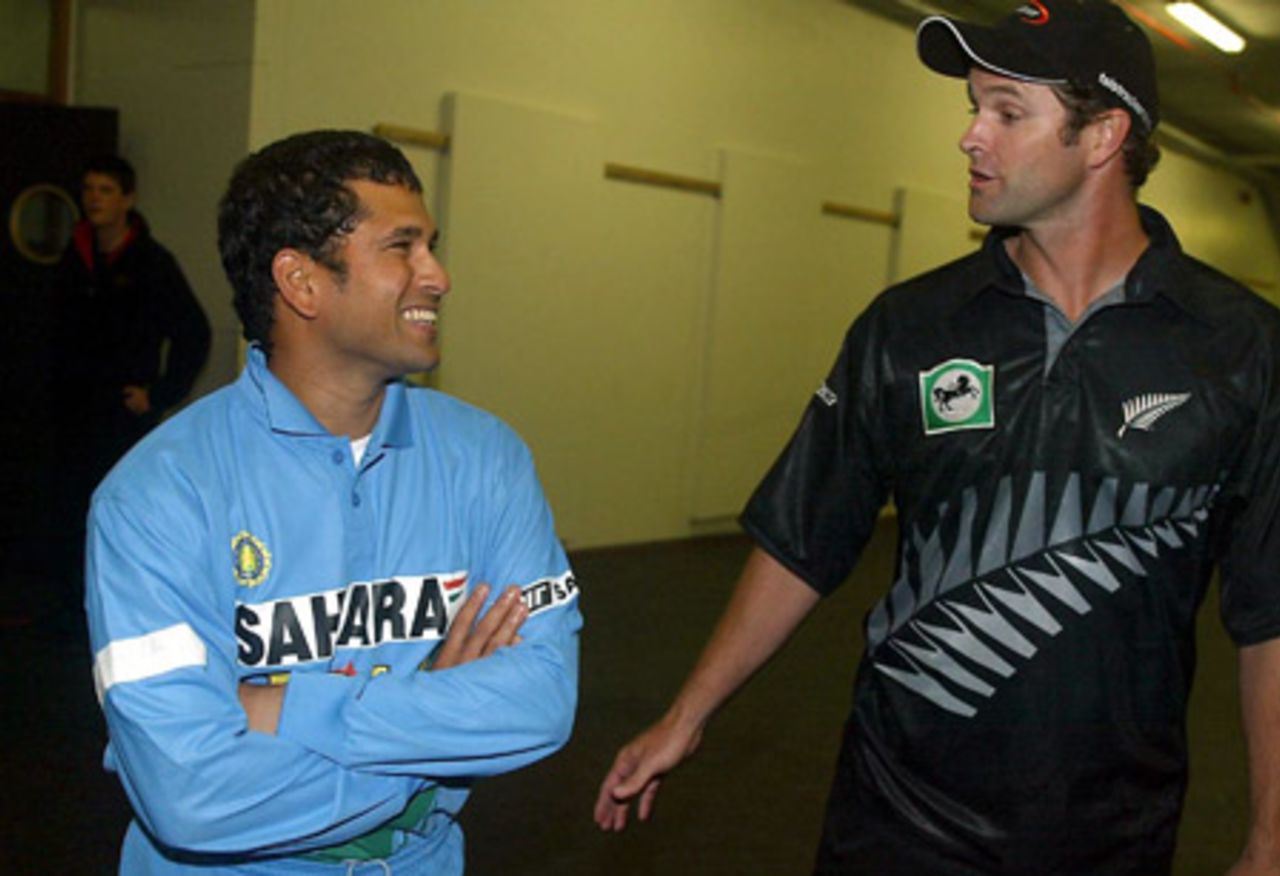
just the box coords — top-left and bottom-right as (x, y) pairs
(1053, 82), (1160, 190)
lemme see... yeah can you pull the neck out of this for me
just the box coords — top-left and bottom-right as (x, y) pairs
(267, 346), (386, 438)
(94, 218), (130, 255)
(1007, 194), (1148, 322)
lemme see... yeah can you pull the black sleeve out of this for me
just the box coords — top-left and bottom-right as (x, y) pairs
(148, 248), (211, 413)
(740, 302), (893, 595)
(1219, 318), (1280, 646)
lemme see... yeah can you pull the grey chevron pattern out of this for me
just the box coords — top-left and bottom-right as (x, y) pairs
(866, 474), (1220, 718)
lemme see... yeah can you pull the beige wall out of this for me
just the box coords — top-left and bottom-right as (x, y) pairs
(75, 0), (255, 402)
(27, 0), (1274, 554)
(239, 1), (1277, 547)
(1146, 149), (1280, 297)
(0, 0), (51, 95)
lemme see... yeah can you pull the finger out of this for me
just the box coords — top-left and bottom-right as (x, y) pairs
(483, 598), (528, 657)
(434, 584), (489, 669)
(594, 774), (632, 831)
(462, 586), (520, 662)
(595, 753), (634, 805)
(610, 757), (655, 801)
(611, 786), (636, 831)
(484, 586), (526, 642)
(637, 778), (662, 822)
(593, 783), (620, 827)
(605, 798), (629, 832)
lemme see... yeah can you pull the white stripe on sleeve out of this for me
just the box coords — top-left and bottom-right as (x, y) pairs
(94, 622), (208, 703)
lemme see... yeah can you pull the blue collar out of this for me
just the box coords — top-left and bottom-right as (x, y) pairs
(240, 346), (414, 449)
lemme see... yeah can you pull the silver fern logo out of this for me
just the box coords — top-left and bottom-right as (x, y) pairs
(866, 472), (1221, 717)
(1117, 392), (1191, 438)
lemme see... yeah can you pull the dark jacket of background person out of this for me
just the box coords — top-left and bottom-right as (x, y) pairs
(55, 210), (210, 437)
(50, 209), (210, 611)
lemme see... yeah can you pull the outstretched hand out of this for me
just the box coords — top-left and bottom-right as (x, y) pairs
(432, 583), (528, 670)
(593, 712), (704, 831)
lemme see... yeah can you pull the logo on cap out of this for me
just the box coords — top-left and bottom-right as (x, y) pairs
(1098, 72), (1153, 132)
(1016, 1), (1050, 25)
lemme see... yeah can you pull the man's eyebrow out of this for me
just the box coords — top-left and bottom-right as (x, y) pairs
(383, 225), (425, 242)
(971, 81), (1029, 102)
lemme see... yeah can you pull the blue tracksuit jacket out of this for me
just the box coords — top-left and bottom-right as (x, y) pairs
(86, 347), (581, 874)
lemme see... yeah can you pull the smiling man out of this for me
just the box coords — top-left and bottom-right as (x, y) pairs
(85, 130), (581, 874)
(596, 3), (1280, 874)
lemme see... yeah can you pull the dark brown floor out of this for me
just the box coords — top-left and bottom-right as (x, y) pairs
(0, 520), (1251, 873)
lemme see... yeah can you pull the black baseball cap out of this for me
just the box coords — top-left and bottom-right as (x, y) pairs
(916, 0), (1158, 133)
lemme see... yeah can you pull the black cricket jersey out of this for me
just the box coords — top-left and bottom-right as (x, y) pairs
(742, 207), (1280, 875)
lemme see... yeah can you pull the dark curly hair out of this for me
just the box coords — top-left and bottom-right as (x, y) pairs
(1053, 82), (1160, 191)
(217, 130), (423, 352)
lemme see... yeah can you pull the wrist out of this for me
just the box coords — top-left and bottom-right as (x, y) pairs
(1241, 838), (1280, 871)
(664, 696), (711, 737)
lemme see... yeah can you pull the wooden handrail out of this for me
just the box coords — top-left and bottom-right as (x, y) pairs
(373, 123), (451, 152)
(821, 201), (898, 227)
(604, 162), (721, 197)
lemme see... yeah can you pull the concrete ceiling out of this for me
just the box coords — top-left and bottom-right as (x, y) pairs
(847, 0), (1280, 196)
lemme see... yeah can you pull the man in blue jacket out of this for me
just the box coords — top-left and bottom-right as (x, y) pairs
(86, 130), (581, 874)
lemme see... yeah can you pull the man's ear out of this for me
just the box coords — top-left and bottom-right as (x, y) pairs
(1087, 109), (1131, 170)
(272, 249), (320, 319)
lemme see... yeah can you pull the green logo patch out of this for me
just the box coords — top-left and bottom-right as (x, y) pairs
(919, 359), (995, 435)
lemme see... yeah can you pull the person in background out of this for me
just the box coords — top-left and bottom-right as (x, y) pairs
(53, 154), (211, 615)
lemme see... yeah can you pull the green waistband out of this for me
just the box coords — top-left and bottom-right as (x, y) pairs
(302, 787), (436, 863)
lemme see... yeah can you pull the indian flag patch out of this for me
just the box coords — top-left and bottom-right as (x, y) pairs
(919, 358), (995, 435)
(442, 575), (467, 605)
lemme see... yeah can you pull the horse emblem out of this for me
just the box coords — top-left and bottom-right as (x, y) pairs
(919, 359), (995, 435)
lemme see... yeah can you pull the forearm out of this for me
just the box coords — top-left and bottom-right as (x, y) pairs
(90, 504), (418, 857)
(104, 672), (419, 856)
(664, 547), (821, 733)
(1238, 639), (1280, 868)
(279, 605), (580, 776)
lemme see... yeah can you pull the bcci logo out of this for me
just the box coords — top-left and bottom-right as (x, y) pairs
(919, 358), (995, 435)
(232, 531), (272, 587)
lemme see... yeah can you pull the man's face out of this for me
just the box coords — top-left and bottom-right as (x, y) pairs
(81, 172), (134, 230)
(309, 180), (451, 383)
(959, 68), (1089, 228)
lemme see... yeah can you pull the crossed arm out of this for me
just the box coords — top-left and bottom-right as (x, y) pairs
(594, 547), (820, 829)
(240, 583), (529, 734)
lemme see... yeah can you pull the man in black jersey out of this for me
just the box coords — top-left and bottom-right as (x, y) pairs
(595, 2), (1280, 874)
